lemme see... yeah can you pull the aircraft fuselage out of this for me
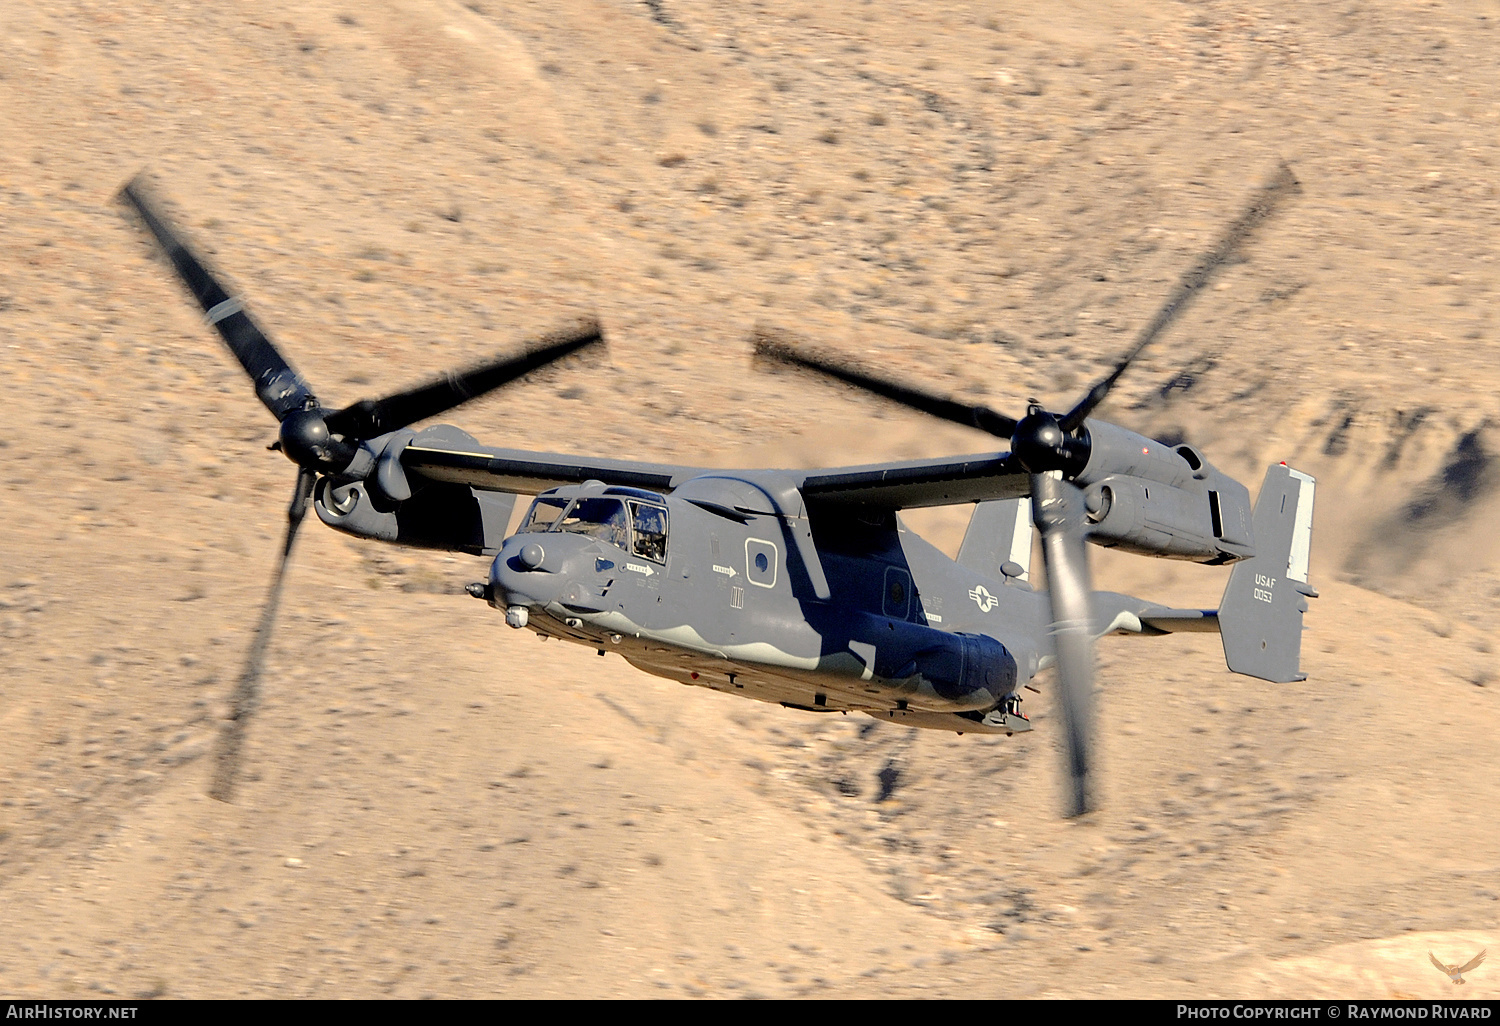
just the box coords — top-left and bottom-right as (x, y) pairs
(487, 477), (1047, 734)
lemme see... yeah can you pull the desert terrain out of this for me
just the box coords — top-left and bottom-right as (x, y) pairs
(1, 0), (1498, 999)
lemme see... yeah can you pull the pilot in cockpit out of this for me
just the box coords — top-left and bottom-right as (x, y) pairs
(630, 502), (668, 562)
(555, 498), (630, 549)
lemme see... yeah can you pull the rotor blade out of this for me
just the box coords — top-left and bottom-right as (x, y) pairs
(209, 467), (316, 803)
(751, 328), (1019, 438)
(1059, 163), (1300, 432)
(119, 176), (317, 421)
(322, 320), (605, 440)
(1030, 472), (1097, 818)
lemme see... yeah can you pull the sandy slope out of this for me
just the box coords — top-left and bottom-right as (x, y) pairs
(0, 0), (1496, 998)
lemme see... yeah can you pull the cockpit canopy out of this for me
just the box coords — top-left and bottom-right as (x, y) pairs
(520, 493), (668, 562)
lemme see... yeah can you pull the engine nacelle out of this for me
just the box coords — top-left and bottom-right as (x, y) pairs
(1082, 469), (1252, 564)
(1076, 419), (1198, 489)
(1073, 420), (1254, 563)
(314, 477), (515, 556)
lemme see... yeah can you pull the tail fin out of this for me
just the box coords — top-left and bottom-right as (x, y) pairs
(956, 498), (1033, 582)
(1218, 464), (1317, 682)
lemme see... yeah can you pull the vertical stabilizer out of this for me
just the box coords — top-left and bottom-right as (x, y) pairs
(957, 498), (1033, 582)
(1218, 464), (1317, 682)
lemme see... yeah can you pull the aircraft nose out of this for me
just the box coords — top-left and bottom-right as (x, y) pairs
(489, 547), (555, 610)
(488, 533), (596, 612)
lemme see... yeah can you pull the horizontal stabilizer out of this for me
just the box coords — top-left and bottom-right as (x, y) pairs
(1139, 610), (1220, 634)
(1092, 593), (1220, 636)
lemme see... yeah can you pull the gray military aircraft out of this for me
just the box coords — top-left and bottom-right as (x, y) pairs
(120, 165), (1314, 817)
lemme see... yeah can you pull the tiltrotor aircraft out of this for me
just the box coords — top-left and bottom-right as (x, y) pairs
(120, 165), (1314, 817)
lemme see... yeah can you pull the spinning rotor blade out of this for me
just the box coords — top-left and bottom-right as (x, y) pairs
(1059, 163), (1300, 432)
(1030, 473), (1097, 818)
(122, 178), (609, 803)
(752, 329), (1019, 438)
(122, 177), (607, 471)
(323, 320), (604, 440)
(209, 467), (316, 804)
(750, 168), (1299, 819)
(119, 177), (317, 422)
(750, 165), (1299, 461)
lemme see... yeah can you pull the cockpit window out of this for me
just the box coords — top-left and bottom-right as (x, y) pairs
(555, 497), (629, 548)
(521, 497), (570, 534)
(630, 502), (668, 562)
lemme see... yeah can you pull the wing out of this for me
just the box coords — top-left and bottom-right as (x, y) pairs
(1431, 952), (1452, 974)
(1457, 949), (1486, 974)
(796, 452), (1027, 509)
(401, 436), (704, 495)
(403, 427), (1028, 510)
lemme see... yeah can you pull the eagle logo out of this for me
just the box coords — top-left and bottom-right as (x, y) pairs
(1428, 948), (1486, 985)
(969, 584), (999, 613)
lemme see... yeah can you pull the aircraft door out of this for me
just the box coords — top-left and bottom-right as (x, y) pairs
(629, 501), (668, 564)
(622, 500), (668, 626)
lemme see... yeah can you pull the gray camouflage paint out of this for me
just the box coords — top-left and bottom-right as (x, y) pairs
(314, 425), (1316, 735)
